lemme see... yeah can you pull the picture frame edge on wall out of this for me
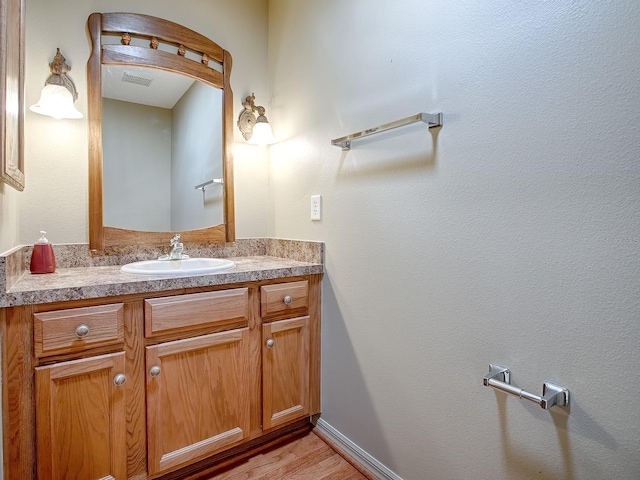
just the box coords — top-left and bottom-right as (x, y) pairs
(0, 0), (26, 192)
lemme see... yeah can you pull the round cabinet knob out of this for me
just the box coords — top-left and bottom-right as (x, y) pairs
(113, 374), (127, 386)
(283, 295), (293, 305)
(149, 366), (161, 377)
(266, 338), (275, 348)
(75, 324), (90, 338)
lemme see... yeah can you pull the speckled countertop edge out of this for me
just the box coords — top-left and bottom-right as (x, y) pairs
(0, 239), (324, 308)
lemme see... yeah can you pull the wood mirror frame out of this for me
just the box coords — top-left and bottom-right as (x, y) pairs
(87, 12), (235, 251)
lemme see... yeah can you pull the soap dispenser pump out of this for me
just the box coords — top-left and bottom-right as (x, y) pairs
(30, 231), (56, 274)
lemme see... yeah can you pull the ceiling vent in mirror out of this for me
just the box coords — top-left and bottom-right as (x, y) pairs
(121, 72), (153, 87)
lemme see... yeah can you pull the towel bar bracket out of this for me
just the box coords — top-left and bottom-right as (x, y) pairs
(484, 364), (510, 385)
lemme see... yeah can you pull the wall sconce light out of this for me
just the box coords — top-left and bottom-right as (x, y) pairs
(30, 48), (83, 119)
(237, 93), (275, 146)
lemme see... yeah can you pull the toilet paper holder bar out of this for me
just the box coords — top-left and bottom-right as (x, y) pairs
(483, 364), (570, 410)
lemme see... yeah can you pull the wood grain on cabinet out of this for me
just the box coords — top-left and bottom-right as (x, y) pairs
(308, 274), (322, 415)
(123, 301), (148, 479)
(146, 328), (251, 475)
(247, 285), (263, 439)
(35, 352), (127, 480)
(262, 316), (310, 430)
(2, 305), (36, 480)
(1, 274), (321, 480)
(260, 281), (309, 321)
(33, 303), (124, 358)
(145, 288), (248, 337)
(155, 419), (313, 480)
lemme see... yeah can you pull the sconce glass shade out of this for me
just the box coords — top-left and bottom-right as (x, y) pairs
(30, 48), (83, 120)
(247, 116), (276, 146)
(30, 84), (83, 119)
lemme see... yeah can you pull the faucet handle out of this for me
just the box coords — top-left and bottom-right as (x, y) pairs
(170, 233), (181, 246)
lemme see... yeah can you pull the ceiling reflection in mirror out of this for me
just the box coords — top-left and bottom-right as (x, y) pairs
(102, 65), (223, 232)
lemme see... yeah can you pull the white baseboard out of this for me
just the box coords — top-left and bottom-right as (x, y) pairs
(315, 418), (404, 480)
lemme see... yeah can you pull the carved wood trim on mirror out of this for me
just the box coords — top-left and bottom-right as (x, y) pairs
(87, 12), (235, 251)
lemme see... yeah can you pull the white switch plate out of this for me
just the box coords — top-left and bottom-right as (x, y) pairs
(311, 195), (322, 221)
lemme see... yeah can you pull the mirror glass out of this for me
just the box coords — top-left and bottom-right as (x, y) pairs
(101, 65), (224, 232)
(87, 12), (234, 250)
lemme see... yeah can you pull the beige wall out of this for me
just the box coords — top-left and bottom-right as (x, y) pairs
(18, 0), (270, 246)
(268, 1), (640, 479)
(0, 185), (19, 253)
(5, 2), (639, 479)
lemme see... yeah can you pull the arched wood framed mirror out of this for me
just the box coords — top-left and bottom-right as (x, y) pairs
(87, 12), (234, 251)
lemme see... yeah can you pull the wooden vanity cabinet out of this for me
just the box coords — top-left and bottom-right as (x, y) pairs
(1, 275), (321, 480)
(262, 316), (311, 430)
(146, 329), (252, 475)
(31, 303), (128, 480)
(260, 281), (313, 431)
(144, 289), (252, 476)
(35, 352), (127, 480)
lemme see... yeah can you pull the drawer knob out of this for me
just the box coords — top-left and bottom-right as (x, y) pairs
(283, 295), (293, 305)
(75, 324), (90, 338)
(149, 366), (161, 377)
(266, 338), (275, 348)
(113, 374), (127, 386)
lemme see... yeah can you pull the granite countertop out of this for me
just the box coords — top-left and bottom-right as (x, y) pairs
(0, 239), (324, 308)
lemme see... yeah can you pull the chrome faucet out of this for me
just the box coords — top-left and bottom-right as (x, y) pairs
(157, 234), (189, 260)
(168, 234), (185, 260)
(158, 233), (189, 260)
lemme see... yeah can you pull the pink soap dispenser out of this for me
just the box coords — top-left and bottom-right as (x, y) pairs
(30, 231), (56, 274)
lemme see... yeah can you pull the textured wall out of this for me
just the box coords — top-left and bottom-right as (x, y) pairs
(20, 0), (270, 245)
(0, 185), (19, 253)
(268, 1), (640, 479)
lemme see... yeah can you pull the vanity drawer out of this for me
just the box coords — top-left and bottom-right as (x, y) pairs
(145, 288), (249, 337)
(260, 281), (309, 321)
(34, 303), (125, 358)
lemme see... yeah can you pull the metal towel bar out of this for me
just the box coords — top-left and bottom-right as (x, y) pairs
(483, 364), (569, 410)
(195, 178), (223, 200)
(195, 178), (223, 191)
(331, 112), (443, 150)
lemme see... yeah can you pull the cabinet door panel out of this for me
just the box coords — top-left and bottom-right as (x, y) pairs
(35, 352), (127, 480)
(262, 316), (310, 430)
(146, 329), (251, 475)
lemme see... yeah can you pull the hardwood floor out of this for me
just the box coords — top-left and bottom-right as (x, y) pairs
(206, 430), (371, 479)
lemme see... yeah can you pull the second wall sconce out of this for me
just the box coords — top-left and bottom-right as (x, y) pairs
(30, 48), (83, 120)
(237, 93), (275, 146)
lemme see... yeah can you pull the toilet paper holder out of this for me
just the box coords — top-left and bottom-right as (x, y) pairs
(483, 364), (570, 410)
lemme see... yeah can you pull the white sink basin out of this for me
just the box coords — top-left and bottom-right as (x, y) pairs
(120, 258), (235, 276)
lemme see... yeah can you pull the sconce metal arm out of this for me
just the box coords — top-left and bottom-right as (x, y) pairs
(237, 93), (269, 140)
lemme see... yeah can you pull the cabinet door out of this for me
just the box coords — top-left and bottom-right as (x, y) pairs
(35, 352), (127, 480)
(146, 329), (251, 475)
(262, 316), (310, 430)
